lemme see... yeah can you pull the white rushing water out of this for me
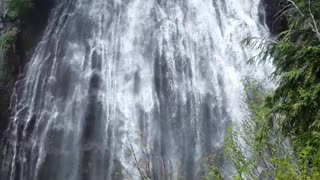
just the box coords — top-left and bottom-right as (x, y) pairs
(1, 0), (272, 179)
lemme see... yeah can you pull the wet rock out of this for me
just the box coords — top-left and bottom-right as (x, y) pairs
(261, 0), (288, 34)
(0, 0), (55, 152)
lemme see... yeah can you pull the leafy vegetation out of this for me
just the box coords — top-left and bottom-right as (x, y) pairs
(0, 0), (32, 56)
(202, 156), (223, 180)
(219, 0), (320, 179)
(223, 81), (320, 179)
(7, 0), (33, 19)
(0, 0), (34, 60)
(0, 30), (18, 53)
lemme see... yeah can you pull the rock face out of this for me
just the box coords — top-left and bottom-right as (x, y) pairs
(0, 0), (16, 138)
(261, 0), (288, 34)
(0, 0), (55, 142)
(0, 67), (14, 135)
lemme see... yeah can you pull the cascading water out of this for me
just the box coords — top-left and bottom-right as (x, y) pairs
(1, 0), (272, 179)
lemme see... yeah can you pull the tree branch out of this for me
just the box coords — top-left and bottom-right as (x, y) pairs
(308, 0), (320, 41)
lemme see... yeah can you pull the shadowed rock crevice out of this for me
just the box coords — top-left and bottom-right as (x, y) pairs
(260, 0), (288, 34)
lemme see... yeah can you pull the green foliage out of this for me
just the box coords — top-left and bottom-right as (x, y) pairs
(261, 0), (320, 155)
(7, 0), (33, 19)
(202, 156), (223, 180)
(203, 168), (223, 180)
(230, 0), (320, 178)
(0, 30), (18, 53)
(223, 81), (320, 179)
(224, 81), (277, 179)
(211, 0), (320, 172)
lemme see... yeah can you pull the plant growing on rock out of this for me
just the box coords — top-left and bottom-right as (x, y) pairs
(7, 0), (33, 19)
(0, 29), (18, 55)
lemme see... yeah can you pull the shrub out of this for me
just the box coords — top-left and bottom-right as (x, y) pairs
(0, 30), (18, 53)
(7, 0), (33, 19)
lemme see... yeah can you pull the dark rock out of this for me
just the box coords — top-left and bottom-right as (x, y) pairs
(261, 0), (289, 34)
(0, 0), (55, 149)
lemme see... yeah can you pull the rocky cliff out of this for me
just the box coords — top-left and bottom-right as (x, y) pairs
(0, 0), (54, 139)
(0, 0), (287, 160)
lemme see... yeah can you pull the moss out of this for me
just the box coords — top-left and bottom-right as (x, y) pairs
(0, 29), (18, 54)
(7, 0), (33, 19)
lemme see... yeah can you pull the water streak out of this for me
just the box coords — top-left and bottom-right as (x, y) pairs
(1, 0), (272, 179)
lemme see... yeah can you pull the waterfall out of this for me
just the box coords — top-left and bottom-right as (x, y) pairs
(1, 0), (272, 179)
